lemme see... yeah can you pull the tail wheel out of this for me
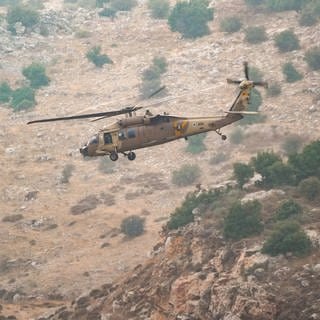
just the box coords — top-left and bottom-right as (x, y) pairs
(221, 135), (227, 140)
(110, 151), (119, 161)
(127, 151), (136, 161)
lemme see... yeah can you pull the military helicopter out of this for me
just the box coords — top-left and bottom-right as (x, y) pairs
(27, 62), (267, 161)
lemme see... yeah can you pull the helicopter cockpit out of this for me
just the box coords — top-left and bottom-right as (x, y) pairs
(80, 134), (99, 157)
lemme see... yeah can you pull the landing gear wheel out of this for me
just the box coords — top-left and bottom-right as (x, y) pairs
(221, 135), (227, 141)
(127, 151), (136, 161)
(110, 152), (119, 161)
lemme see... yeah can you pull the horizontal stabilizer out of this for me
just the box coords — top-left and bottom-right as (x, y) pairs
(225, 111), (259, 115)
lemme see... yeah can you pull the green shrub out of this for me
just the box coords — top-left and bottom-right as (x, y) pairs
(262, 221), (312, 256)
(99, 7), (117, 18)
(120, 215), (145, 237)
(152, 56), (168, 74)
(282, 62), (303, 83)
(167, 189), (221, 229)
(267, 81), (281, 97)
(245, 26), (267, 44)
(6, 5), (39, 31)
(245, 0), (264, 6)
(276, 199), (302, 220)
(172, 164), (201, 186)
(22, 63), (50, 89)
(86, 46), (113, 68)
(230, 127), (244, 144)
(186, 133), (206, 154)
(27, 0), (44, 10)
(75, 29), (92, 38)
(220, 16), (242, 33)
(305, 47), (320, 71)
(60, 164), (75, 184)
(11, 86), (35, 111)
(96, 0), (109, 7)
(266, 0), (304, 12)
(110, 0), (137, 11)
(0, 82), (12, 103)
(299, 9), (318, 26)
(233, 162), (254, 188)
(223, 200), (263, 240)
(265, 161), (296, 187)
(168, 0), (214, 39)
(140, 77), (162, 99)
(289, 140), (320, 181)
(281, 134), (303, 155)
(298, 176), (320, 201)
(274, 30), (300, 52)
(148, 0), (170, 19)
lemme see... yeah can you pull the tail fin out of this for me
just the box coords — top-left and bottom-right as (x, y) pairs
(227, 80), (254, 113)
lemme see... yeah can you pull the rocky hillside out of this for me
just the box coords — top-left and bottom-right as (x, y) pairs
(0, 0), (319, 318)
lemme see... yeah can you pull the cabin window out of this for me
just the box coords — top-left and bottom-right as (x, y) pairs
(118, 131), (126, 140)
(127, 128), (136, 138)
(104, 133), (113, 144)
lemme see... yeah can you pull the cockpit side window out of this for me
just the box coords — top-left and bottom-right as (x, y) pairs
(104, 133), (113, 144)
(127, 128), (136, 138)
(89, 135), (98, 144)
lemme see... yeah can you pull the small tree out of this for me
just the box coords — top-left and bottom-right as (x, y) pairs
(186, 133), (206, 154)
(11, 86), (35, 111)
(168, 0), (214, 39)
(224, 200), (263, 240)
(6, 5), (39, 32)
(86, 46), (113, 68)
(276, 199), (302, 220)
(233, 162), (254, 189)
(22, 63), (50, 89)
(262, 221), (311, 256)
(220, 16), (242, 33)
(0, 82), (12, 103)
(245, 26), (267, 44)
(298, 176), (320, 201)
(60, 164), (75, 184)
(274, 30), (300, 52)
(299, 9), (318, 26)
(305, 47), (320, 71)
(171, 164), (201, 186)
(120, 215), (145, 237)
(282, 62), (303, 83)
(148, 0), (170, 19)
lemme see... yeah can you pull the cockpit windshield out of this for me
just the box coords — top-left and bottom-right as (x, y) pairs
(88, 134), (98, 145)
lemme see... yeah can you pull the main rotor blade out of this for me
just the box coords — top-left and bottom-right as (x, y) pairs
(227, 79), (242, 84)
(27, 107), (137, 124)
(244, 61), (249, 80)
(253, 81), (268, 88)
(146, 85), (166, 99)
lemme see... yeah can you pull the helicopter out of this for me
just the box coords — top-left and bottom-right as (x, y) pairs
(27, 62), (268, 161)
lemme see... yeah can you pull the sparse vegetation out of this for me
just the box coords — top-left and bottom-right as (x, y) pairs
(305, 47), (320, 70)
(148, 0), (170, 19)
(262, 221), (311, 256)
(210, 152), (228, 165)
(274, 30), (300, 52)
(168, 0), (214, 38)
(11, 86), (35, 111)
(22, 63), (50, 89)
(120, 215), (145, 237)
(266, 0), (304, 12)
(0, 81), (12, 103)
(220, 16), (242, 33)
(110, 0), (137, 11)
(86, 46), (113, 68)
(98, 7), (117, 18)
(223, 200), (264, 240)
(245, 26), (267, 44)
(282, 62), (303, 83)
(233, 162), (254, 188)
(230, 127), (244, 144)
(281, 134), (303, 155)
(186, 133), (206, 154)
(276, 199), (303, 220)
(298, 176), (320, 201)
(171, 164), (201, 186)
(60, 164), (75, 184)
(6, 5), (39, 33)
(140, 56), (167, 98)
(99, 157), (116, 174)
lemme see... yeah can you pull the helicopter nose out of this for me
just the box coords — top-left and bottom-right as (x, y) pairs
(80, 146), (88, 156)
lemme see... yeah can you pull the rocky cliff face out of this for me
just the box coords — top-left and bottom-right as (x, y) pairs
(41, 199), (320, 320)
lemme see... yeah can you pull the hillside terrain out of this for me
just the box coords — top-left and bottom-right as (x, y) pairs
(0, 0), (319, 318)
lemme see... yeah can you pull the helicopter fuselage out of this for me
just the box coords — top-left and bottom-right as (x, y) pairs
(80, 112), (242, 158)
